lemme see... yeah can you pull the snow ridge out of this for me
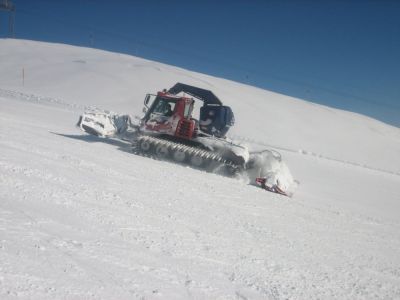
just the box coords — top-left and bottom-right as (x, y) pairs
(231, 135), (400, 177)
(0, 88), (89, 112)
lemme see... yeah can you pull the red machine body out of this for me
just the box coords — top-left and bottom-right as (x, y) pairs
(141, 90), (197, 140)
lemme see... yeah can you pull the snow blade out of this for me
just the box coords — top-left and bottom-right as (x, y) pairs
(77, 110), (135, 138)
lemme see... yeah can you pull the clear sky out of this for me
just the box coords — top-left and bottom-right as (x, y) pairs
(2, 0), (399, 127)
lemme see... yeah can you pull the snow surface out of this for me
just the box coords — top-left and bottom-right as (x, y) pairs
(1, 39), (400, 299)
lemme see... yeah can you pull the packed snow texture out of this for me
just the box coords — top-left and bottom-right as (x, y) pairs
(1, 39), (400, 299)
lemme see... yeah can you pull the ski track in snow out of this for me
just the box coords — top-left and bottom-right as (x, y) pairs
(1, 40), (400, 299)
(230, 135), (400, 178)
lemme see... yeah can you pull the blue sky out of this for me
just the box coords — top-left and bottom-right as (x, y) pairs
(2, 0), (399, 127)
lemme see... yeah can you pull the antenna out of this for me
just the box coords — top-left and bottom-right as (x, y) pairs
(0, 0), (15, 37)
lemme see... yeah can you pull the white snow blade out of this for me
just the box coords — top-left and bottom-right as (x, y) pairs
(77, 110), (135, 138)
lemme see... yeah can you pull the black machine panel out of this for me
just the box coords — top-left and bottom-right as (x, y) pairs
(199, 105), (235, 137)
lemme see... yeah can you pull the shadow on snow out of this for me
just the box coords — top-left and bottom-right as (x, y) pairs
(50, 132), (133, 155)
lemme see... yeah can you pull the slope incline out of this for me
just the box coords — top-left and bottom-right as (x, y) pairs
(0, 39), (399, 299)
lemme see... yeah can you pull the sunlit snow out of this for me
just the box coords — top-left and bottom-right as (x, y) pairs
(1, 39), (399, 299)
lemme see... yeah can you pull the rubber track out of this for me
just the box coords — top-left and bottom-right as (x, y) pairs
(132, 135), (238, 170)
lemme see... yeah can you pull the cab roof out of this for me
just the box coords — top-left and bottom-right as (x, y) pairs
(168, 83), (223, 106)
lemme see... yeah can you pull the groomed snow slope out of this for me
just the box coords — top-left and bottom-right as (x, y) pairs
(1, 39), (400, 299)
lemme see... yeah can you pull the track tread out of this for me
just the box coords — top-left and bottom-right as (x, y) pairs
(132, 135), (239, 174)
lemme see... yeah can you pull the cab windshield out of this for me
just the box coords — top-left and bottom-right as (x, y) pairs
(148, 97), (176, 119)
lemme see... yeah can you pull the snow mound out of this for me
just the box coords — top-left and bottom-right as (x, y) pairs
(244, 150), (295, 192)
